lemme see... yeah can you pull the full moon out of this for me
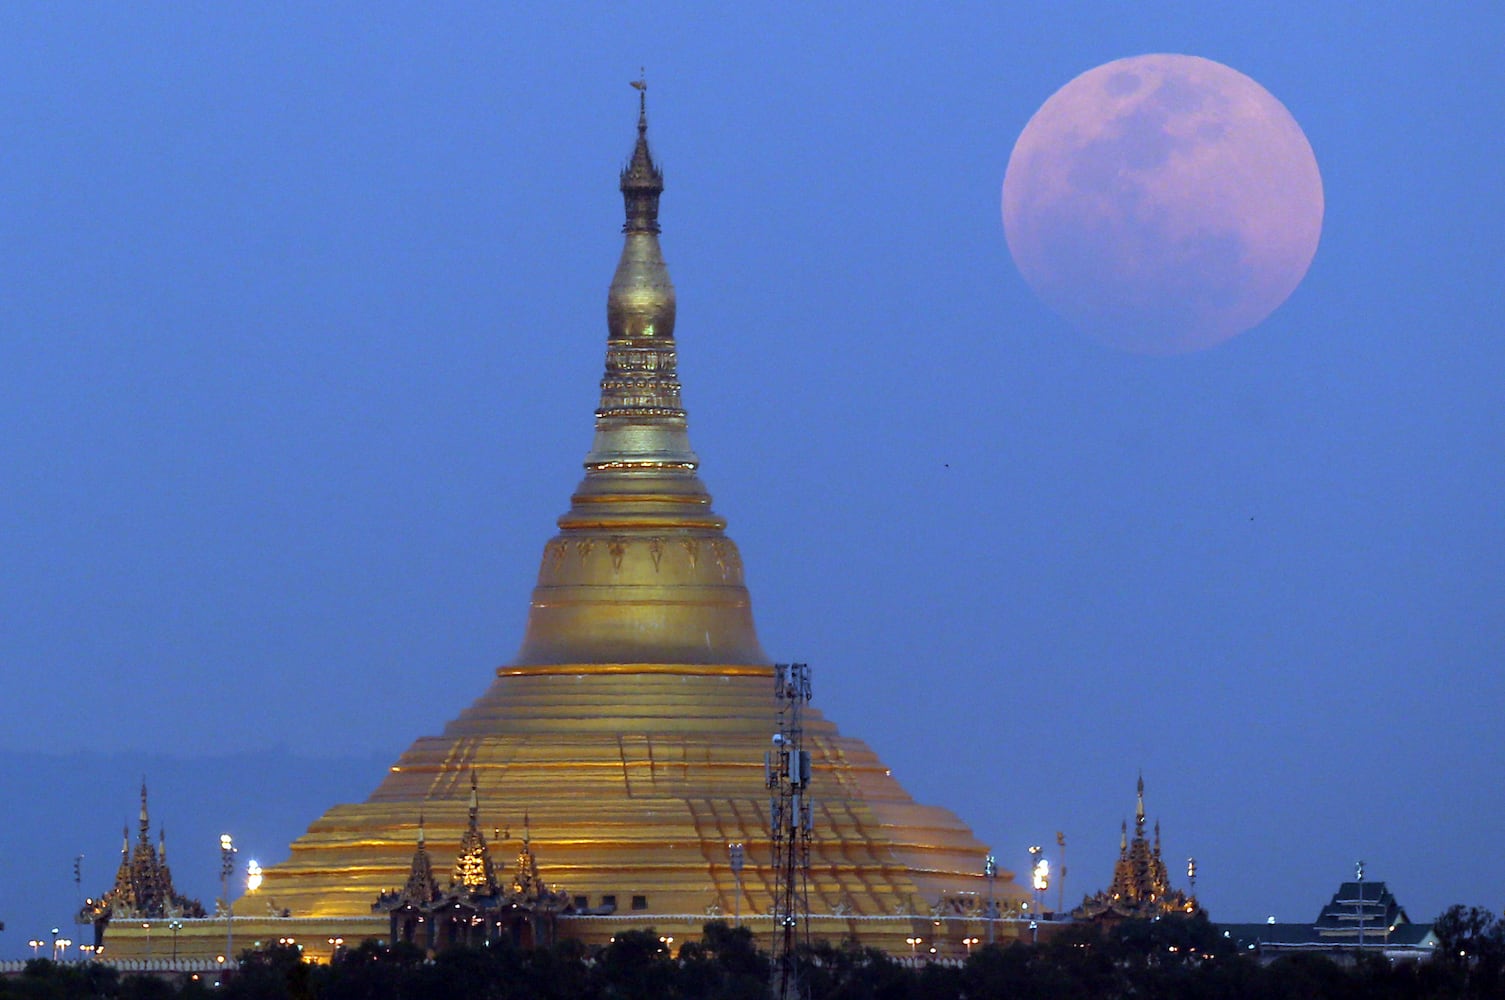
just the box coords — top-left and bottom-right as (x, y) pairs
(1002, 54), (1323, 354)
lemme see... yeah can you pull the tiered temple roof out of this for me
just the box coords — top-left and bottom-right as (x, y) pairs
(1074, 776), (1197, 921)
(78, 783), (205, 933)
(375, 775), (570, 950)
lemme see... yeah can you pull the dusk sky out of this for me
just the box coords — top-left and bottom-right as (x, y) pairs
(2, 3), (1501, 956)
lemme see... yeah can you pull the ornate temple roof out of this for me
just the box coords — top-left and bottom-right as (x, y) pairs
(1073, 776), (1198, 922)
(392, 814), (441, 908)
(451, 771), (499, 896)
(78, 782), (205, 926)
(1314, 879), (1411, 938)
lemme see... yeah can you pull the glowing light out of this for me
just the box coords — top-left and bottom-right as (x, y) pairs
(1029, 844), (1050, 893)
(246, 860), (263, 892)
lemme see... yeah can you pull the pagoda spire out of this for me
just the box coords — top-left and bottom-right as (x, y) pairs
(452, 771), (497, 896)
(396, 813), (439, 906)
(139, 778), (151, 844)
(508, 82), (769, 670)
(1135, 773), (1146, 836)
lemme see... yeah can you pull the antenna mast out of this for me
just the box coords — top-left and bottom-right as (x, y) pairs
(767, 663), (813, 1000)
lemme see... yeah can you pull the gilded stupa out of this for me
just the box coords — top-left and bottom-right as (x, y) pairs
(205, 90), (1026, 955)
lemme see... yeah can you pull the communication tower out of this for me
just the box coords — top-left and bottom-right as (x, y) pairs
(766, 663), (813, 1000)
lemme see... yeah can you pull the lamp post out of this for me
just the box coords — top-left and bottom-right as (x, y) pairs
(962, 936), (979, 956)
(50, 927), (59, 961)
(220, 833), (237, 965)
(28, 939), (44, 958)
(1029, 846), (1050, 917)
(1360, 861), (1372, 951)
(905, 936), (921, 958)
(142, 922), (152, 958)
(728, 842), (744, 929)
(1056, 832), (1066, 916)
(983, 854), (998, 945)
(169, 919), (183, 966)
(57, 939), (71, 962)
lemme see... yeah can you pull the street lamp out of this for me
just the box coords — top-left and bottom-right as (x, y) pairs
(28, 939), (44, 958)
(57, 939), (72, 962)
(328, 937), (344, 961)
(170, 919), (183, 966)
(962, 936), (979, 956)
(1029, 846), (1050, 918)
(905, 936), (921, 958)
(728, 842), (744, 928)
(247, 860), (263, 893)
(221, 833), (238, 965)
(50, 928), (59, 961)
(983, 854), (998, 945)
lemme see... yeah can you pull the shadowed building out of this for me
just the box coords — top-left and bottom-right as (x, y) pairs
(102, 94), (1025, 961)
(1218, 874), (1436, 962)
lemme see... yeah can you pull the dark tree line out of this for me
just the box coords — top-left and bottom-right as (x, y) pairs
(4, 906), (1502, 1000)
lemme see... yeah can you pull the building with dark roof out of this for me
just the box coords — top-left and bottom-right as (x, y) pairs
(1218, 875), (1436, 962)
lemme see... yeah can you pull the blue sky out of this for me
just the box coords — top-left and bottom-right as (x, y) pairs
(2, 3), (1501, 955)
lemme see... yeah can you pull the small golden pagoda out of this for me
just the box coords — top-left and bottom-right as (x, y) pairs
(120, 90), (1024, 961)
(1073, 776), (1198, 922)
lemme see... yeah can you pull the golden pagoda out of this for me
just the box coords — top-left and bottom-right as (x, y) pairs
(120, 90), (1025, 962)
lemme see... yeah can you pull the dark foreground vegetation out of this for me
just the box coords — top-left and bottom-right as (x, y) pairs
(5, 906), (1502, 1000)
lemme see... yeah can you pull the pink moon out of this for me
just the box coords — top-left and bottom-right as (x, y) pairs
(1002, 54), (1324, 355)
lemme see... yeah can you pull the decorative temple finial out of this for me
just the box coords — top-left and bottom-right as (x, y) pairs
(469, 770), (479, 819)
(619, 76), (664, 237)
(1135, 773), (1146, 834)
(139, 778), (151, 842)
(630, 69), (647, 125)
(1119, 820), (1128, 855)
(417, 813), (426, 846)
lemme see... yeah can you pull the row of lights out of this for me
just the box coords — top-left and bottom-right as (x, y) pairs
(26, 931), (73, 960)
